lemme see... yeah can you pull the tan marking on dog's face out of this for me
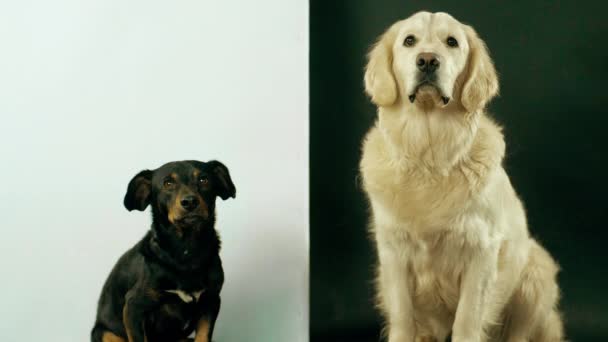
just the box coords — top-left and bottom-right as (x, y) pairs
(102, 331), (127, 342)
(167, 188), (209, 225)
(157, 163), (213, 232)
(167, 191), (184, 236)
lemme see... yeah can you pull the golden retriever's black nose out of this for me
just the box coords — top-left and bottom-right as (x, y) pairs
(417, 53), (440, 72)
(180, 196), (199, 211)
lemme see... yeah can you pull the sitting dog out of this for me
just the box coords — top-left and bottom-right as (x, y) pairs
(360, 12), (564, 342)
(91, 160), (236, 342)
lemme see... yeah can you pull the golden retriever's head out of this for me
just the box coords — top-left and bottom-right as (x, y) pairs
(364, 11), (498, 113)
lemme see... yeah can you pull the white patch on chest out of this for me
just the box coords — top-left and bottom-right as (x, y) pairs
(164, 289), (205, 303)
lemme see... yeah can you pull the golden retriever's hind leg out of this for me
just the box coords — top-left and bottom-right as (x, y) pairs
(532, 309), (564, 342)
(503, 241), (564, 342)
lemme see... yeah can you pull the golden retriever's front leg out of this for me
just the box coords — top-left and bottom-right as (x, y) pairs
(376, 235), (417, 342)
(452, 247), (499, 342)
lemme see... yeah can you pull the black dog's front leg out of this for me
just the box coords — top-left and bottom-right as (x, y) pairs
(194, 255), (223, 342)
(193, 293), (221, 342)
(123, 287), (159, 342)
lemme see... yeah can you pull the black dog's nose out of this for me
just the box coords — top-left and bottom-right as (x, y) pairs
(416, 53), (440, 72)
(180, 195), (199, 211)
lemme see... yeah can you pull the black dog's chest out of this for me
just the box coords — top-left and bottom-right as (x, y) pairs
(157, 271), (209, 298)
(146, 288), (206, 338)
(163, 287), (205, 304)
(157, 276), (208, 315)
(145, 270), (209, 336)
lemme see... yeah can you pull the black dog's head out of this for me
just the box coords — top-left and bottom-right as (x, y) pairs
(123, 160), (235, 234)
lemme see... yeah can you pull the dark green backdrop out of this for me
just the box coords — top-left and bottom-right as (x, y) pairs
(310, 1), (608, 341)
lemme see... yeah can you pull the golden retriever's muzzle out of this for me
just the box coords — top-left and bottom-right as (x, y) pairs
(409, 80), (450, 105)
(409, 52), (450, 105)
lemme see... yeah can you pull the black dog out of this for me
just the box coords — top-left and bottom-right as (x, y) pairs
(91, 160), (235, 342)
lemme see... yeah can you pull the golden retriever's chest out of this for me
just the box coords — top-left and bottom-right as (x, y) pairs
(360, 121), (502, 228)
(407, 233), (467, 311)
(363, 162), (470, 227)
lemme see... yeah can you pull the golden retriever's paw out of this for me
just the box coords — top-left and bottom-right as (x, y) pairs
(387, 330), (416, 342)
(415, 336), (437, 342)
(451, 335), (481, 342)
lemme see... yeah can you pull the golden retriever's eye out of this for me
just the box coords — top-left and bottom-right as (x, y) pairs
(198, 176), (209, 186)
(163, 178), (175, 188)
(447, 36), (459, 47)
(404, 35), (416, 47)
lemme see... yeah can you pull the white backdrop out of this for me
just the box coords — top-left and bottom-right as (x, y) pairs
(0, 1), (308, 341)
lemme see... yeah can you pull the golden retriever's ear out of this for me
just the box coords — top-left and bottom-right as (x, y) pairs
(461, 25), (499, 112)
(364, 24), (400, 107)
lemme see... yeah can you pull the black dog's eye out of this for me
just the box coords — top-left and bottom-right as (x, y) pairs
(198, 176), (209, 185)
(404, 35), (416, 47)
(447, 36), (458, 47)
(163, 179), (175, 188)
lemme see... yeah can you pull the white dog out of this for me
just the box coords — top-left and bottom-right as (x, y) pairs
(360, 12), (564, 342)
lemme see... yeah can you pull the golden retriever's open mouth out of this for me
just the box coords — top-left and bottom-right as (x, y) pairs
(409, 81), (450, 105)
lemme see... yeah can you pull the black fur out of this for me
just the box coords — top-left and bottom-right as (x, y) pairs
(92, 160), (235, 342)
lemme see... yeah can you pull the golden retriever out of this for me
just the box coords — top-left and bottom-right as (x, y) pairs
(359, 11), (564, 342)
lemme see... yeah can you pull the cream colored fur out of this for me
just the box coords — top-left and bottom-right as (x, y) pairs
(360, 12), (564, 342)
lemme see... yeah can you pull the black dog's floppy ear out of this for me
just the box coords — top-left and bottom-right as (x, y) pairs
(124, 170), (154, 211)
(207, 160), (236, 200)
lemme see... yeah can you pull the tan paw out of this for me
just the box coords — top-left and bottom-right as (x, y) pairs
(416, 336), (438, 342)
